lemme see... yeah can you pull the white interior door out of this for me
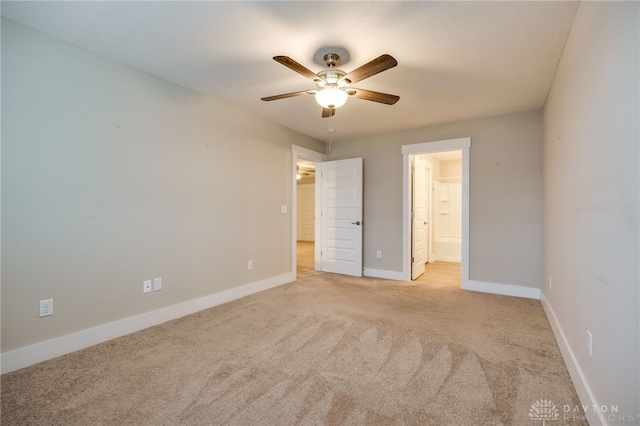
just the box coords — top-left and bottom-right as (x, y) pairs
(412, 156), (428, 280)
(318, 158), (363, 277)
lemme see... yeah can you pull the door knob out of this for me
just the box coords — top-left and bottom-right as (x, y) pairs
(351, 221), (361, 225)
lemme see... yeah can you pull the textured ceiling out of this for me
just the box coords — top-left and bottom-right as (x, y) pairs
(1, 1), (579, 143)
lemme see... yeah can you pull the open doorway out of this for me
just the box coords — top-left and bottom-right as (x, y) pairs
(296, 159), (316, 275)
(291, 145), (326, 278)
(411, 151), (462, 284)
(402, 138), (471, 287)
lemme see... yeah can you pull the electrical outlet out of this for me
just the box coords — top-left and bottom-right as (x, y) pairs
(248, 260), (254, 270)
(39, 299), (53, 317)
(153, 277), (162, 291)
(143, 280), (152, 293)
(587, 330), (593, 357)
(377, 250), (382, 259)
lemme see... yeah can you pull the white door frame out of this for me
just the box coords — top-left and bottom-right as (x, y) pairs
(401, 138), (471, 284)
(291, 145), (327, 276)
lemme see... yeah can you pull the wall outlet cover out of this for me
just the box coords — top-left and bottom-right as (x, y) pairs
(39, 299), (53, 317)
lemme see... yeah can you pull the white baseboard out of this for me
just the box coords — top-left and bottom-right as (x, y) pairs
(1, 272), (295, 374)
(540, 292), (605, 426)
(434, 256), (462, 263)
(363, 268), (405, 281)
(463, 279), (541, 299)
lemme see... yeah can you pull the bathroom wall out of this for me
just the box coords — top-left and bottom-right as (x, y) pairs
(433, 158), (462, 262)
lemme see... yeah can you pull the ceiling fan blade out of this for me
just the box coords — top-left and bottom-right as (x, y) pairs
(349, 88), (399, 105)
(273, 56), (318, 81)
(322, 108), (335, 118)
(342, 54), (398, 84)
(261, 90), (315, 102)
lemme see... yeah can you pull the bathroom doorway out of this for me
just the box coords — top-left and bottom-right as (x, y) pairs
(402, 138), (470, 287)
(411, 151), (462, 280)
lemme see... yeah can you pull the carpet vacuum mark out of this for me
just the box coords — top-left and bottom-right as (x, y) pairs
(1, 272), (585, 425)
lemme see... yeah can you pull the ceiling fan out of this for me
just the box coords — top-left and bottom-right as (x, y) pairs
(261, 53), (399, 118)
(296, 163), (315, 180)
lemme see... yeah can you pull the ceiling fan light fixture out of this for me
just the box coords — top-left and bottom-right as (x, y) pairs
(315, 87), (348, 109)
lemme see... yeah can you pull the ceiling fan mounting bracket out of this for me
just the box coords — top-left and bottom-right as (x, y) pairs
(323, 53), (340, 68)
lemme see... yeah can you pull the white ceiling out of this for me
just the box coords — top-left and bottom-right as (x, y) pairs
(1, 1), (579, 143)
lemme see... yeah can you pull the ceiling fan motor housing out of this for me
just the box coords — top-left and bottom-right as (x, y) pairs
(316, 69), (348, 87)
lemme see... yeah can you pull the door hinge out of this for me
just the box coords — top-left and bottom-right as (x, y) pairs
(411, 257), (415, 263)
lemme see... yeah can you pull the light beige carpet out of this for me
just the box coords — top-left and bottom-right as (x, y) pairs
(1, 270), (585, 425)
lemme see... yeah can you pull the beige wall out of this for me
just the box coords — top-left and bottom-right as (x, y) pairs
(1, 19), (324, 352)
(440, 160), (461, 178)
(327, 110), (542, 289)
(542, 1), (639, 420)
